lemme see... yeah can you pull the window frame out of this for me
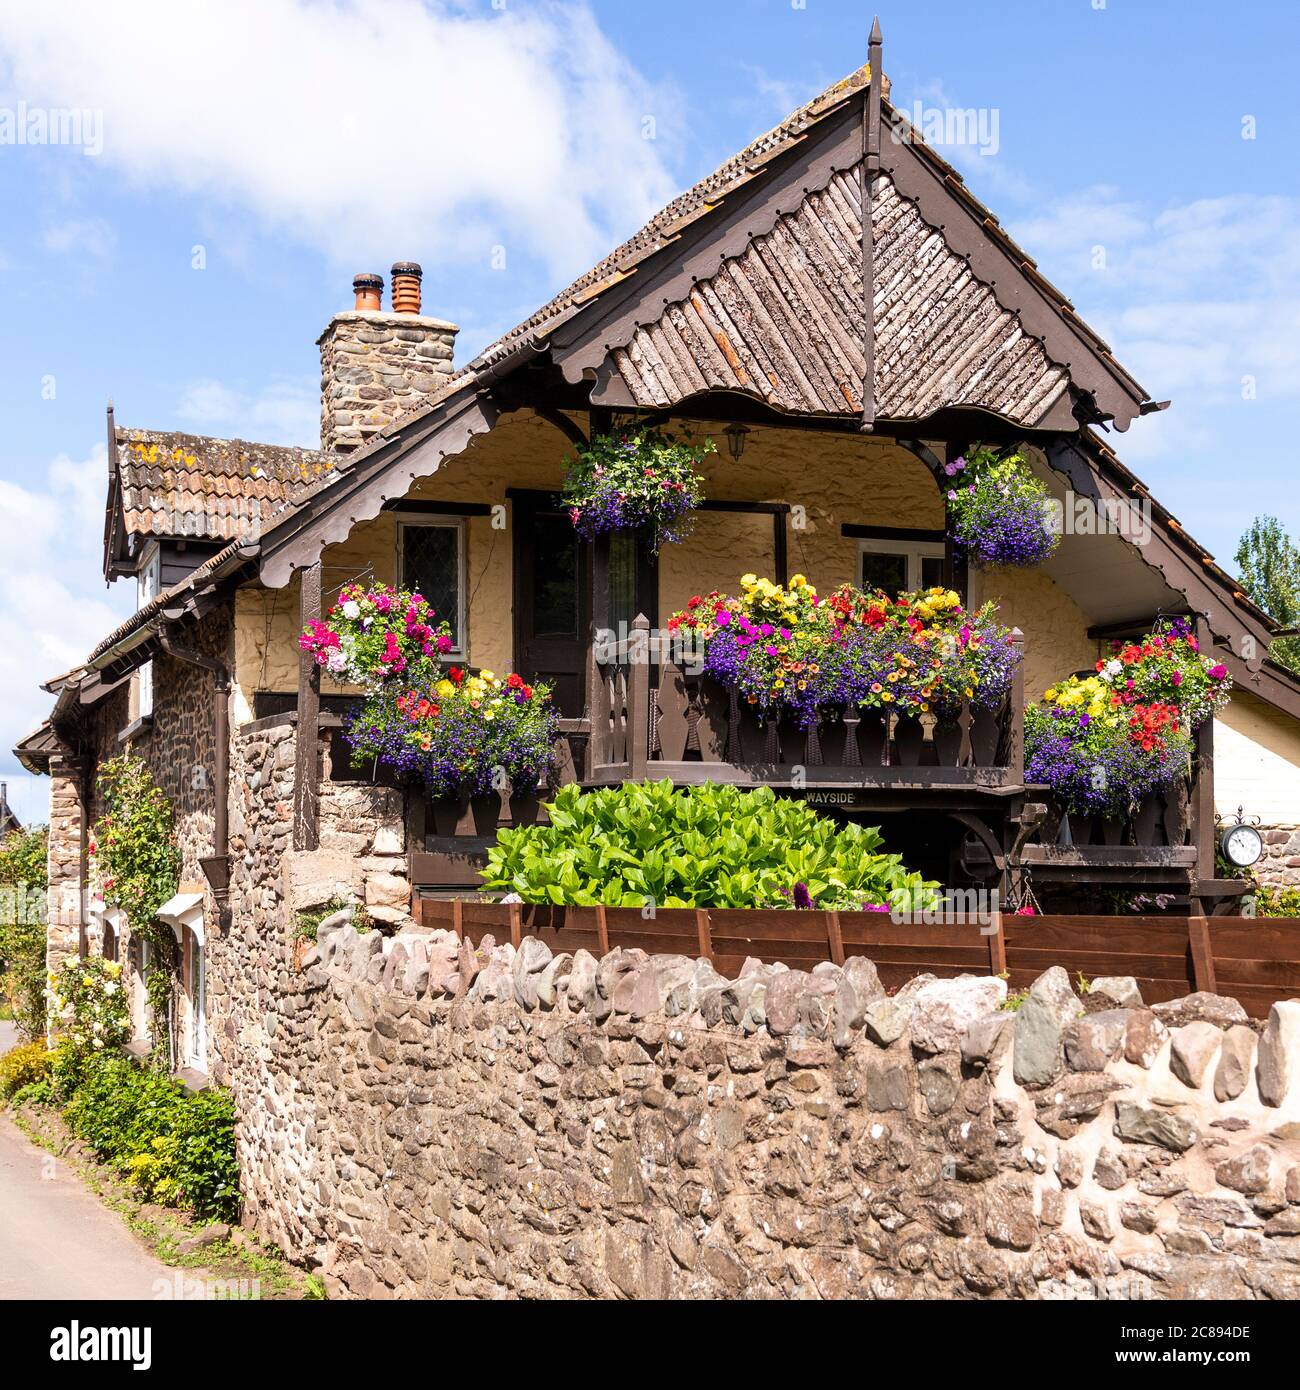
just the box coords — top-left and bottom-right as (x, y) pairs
(857, 536), (947, 594)
(396, 514), (468, 660)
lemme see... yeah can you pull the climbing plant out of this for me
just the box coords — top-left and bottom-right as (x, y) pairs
(91, 755), (181, 1062)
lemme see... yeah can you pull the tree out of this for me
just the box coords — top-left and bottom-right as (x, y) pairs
(1235, 516), (1300, 676)
(0, 825), (49, 1042)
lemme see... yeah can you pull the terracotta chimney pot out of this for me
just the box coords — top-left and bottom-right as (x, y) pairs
(352, 272), (384, 312)
(391, 261), (423, 315)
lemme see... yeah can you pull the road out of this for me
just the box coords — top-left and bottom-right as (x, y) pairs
(0, 1105), (180, 1300)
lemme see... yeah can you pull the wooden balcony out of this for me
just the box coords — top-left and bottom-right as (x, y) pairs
(585, 614), (1028, 801)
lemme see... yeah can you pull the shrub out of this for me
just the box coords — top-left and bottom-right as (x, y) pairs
(62, 1051), (239, 1221)
(482, 780), (938, 910)
(48, 955), (129, 1058)
(0, 825), (49, 1041)
(0, 1040), (52, 1102)
(1253, 884), (1300, 918)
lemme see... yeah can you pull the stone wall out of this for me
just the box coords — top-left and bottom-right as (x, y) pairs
(318, 309), (458, 453)
(226, 912), (1300, 1301)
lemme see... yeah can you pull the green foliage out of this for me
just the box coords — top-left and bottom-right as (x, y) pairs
(1235, 515), (1300, 676)
(92, 755), (181, 931)
(0, 1041), (52, 1102)
(92, 756), (181, 1058)
(482, 780), (938, 910)
(61, 1051), (239, 1222)
(49, 955), (129, 1058)
(294, 898), (370, 941)
(1252, 883), (1300, 918)
(0, 826), (49, 1041)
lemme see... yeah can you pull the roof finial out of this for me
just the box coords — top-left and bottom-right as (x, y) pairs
(870, 15), (883, 46)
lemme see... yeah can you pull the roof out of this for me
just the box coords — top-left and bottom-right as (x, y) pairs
(107, 426), (332, 567)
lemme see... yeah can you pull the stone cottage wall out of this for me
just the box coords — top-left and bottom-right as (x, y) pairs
(221, 907), (1300, 1300)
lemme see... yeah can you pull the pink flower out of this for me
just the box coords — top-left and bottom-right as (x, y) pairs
(1209, 664), (1228, 680)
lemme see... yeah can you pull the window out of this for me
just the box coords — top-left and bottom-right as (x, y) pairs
(858, 537), (946, 595)
(180, 925), (207, 1072)
(398, 518), (466, 656)
(135, 546), (161, 718)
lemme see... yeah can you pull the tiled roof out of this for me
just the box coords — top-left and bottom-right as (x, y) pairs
(115, 427), (334, 543)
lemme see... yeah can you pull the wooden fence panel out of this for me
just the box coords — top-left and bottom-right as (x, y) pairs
(405, 904), (1300, 1020)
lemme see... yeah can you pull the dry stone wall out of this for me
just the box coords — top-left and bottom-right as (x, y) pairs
(226, 908), (1300, 1301)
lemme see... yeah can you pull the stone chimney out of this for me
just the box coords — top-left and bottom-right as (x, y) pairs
(318, 262), (459, 453)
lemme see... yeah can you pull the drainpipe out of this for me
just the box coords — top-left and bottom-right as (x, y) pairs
(157, 633), (231, 908)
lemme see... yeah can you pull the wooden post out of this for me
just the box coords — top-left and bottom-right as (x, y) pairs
(859, 17), (883, 431)
(987, 909), (1008, 977)
(772, 509), (788, 585)
(452, 898), (464, 941)
(1188, 913), (1217, 993)
(695, 908), (713, 963)
(825, 911), (845, 966)
(509, 902), (523, 949)
(1194, 717), (1216, 880)
(1007, 627), (1025, 782)
(293, 560), (322, 851)
(595, 905), (611, 955)
(586, 531), (611, 776)
(628, 613), (650, 780)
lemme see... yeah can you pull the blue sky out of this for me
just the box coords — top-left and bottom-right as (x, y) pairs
(0, 0), (1296, 818)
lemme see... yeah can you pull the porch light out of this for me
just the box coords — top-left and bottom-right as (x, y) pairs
(725, 423), (750, 461)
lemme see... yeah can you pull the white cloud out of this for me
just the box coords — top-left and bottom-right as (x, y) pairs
(0, 445), (134, 794)
(176, 378), (319, 447)
(41, 215), (115, 260)
(0, 0), (680, 281)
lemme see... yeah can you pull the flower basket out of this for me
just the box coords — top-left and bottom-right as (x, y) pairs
(299, 582), (452, 689)
(945, 444), (1059, 570)
(668, 575), (1021, 734)
(561, 428), (711, 550)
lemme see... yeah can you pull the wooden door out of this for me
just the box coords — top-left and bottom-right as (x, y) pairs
(513, 492), (590, 717)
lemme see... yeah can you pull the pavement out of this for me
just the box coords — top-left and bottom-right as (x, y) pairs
(0, 1019), (17, 1053)
(0, 1106), (180, 1300)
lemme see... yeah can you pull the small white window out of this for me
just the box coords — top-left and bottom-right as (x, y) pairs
(136, 546), (161, 718)
(180, 925), (207, 1072)
(858, 537), (947, 595)
(398, 517), (467, 657)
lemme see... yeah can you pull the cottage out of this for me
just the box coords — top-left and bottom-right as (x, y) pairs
(15, 43), (1300, 1082)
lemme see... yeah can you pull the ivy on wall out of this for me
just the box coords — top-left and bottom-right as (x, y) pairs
(91, 755), (181, 1065)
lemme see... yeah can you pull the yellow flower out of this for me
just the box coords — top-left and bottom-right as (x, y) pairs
(435, 679), (455, 698)
(790, 574), (808, 589)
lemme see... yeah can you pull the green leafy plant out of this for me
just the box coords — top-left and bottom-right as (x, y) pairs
(0, 1040), (52, 1102)
(1251, 884), (1300, 918)
(61, 1051), (239, 1221)
(0, 825), (49, 1041)
(482, 780), (938, 910)
(91, 755), (181, 1058)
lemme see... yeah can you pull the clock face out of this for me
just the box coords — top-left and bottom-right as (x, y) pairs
(1221, 823), (1263, 868)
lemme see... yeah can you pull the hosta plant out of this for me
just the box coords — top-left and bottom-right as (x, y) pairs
(945, 444), (1059, 569)
(299, 582), (452, 688)
(481, 780), (938, 910)
(562, 428), (711, 549)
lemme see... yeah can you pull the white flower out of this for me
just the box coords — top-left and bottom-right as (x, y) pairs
(326, 649), (348, 674)
(1102, 658), (1122, 681)
(341, 600), (361, 620)
(103, 982), (118, 996)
